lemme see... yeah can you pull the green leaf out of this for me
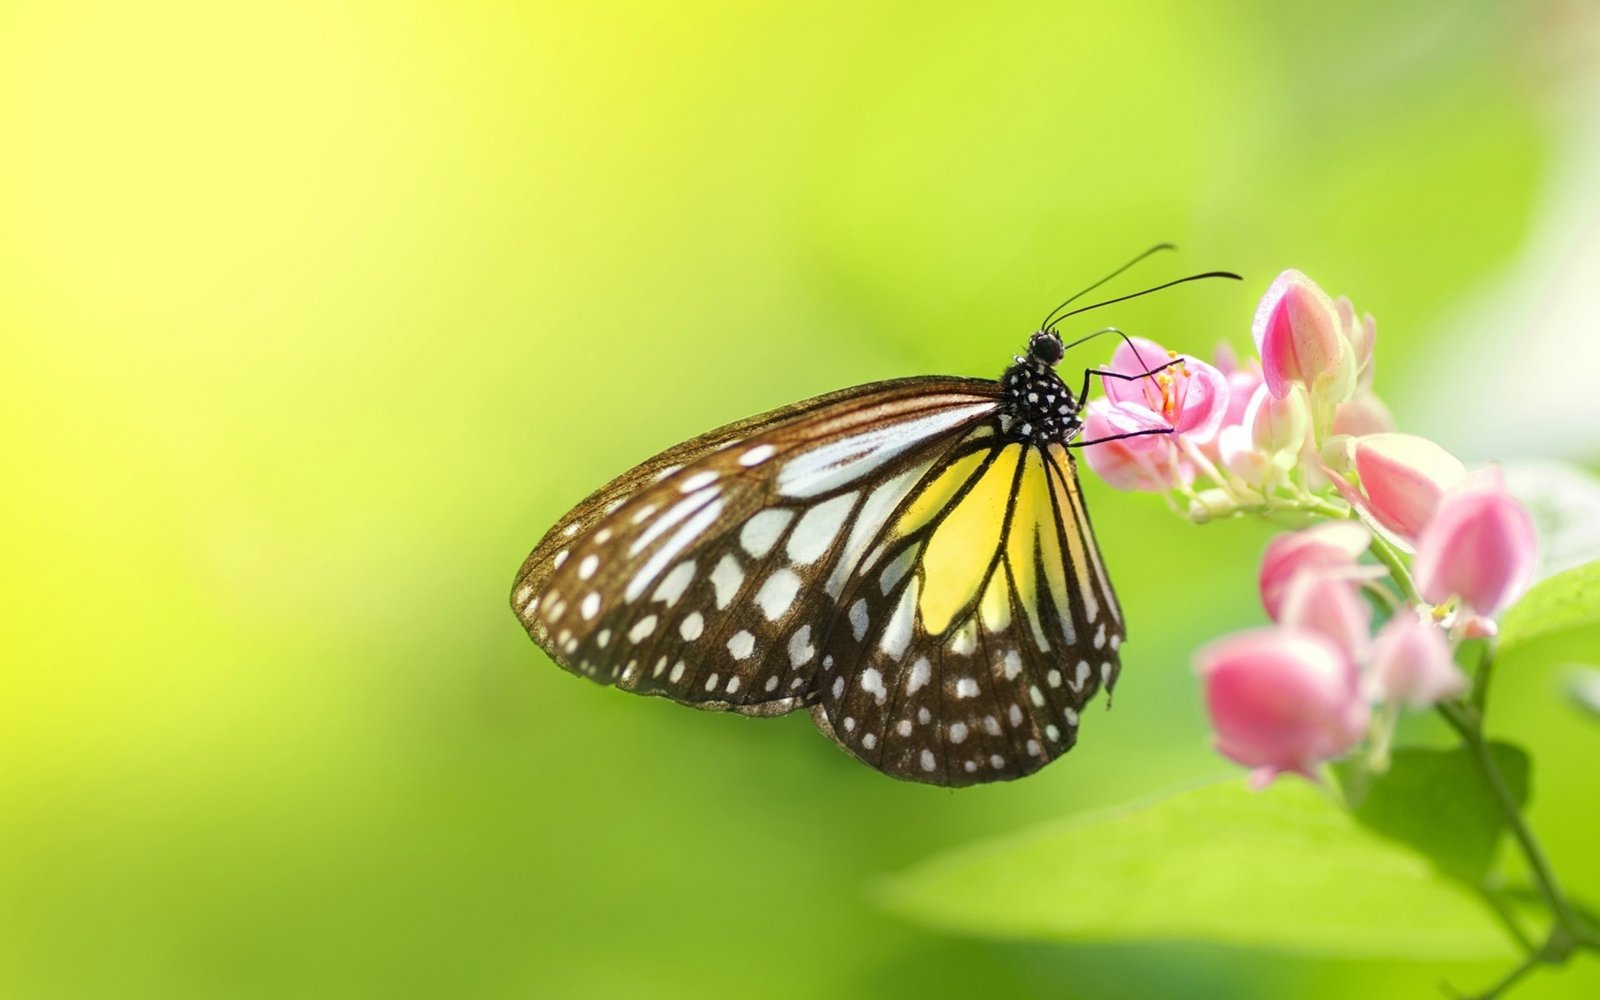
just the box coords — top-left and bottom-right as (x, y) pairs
(1499, 560), (1600, 655)
(877, 780), (1516, 960)
(1337, 743), (1528, 885)
(1565, 666), (1600, 722)
(1504, 461), (1600, 581)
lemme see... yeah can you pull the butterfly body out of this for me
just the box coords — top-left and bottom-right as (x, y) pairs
(511, 329), (1127, 787)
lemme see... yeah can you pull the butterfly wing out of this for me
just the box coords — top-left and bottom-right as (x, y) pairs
(511, 377), (1002, 717)
(811, 439), (1126, 785)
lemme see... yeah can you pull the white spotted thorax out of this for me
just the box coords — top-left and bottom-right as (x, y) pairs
(512, 329), (1126, 786)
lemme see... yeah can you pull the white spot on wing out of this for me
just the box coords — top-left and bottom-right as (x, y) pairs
(740, 509), (793, 558)
(1002, 650), (1022, 680)
(581, 593), (601, 620)
(849, 599), (869, 641)
(739, 444), (775, 466)
(786, 492), (856, 565)
(877, 545), (918, 595)
(679, 612), (704, 640)
(652, 561), (696, 607)
(826, 462), (933, 597)
(629, 486), (717, 558)
(860, 667), (886, 704)
(788, 625), (814, 667)
(625, 498), (724, 603)
(710, 554), (744, 609)
(628, 616), (658, 642)
(955, 677), (979, 699)
(727, 630), (755, 660)
(906, 657), (931, 694)
(680, 470), (718, 493)
(756, 569), (801, 621)
(776, 402), (995, 498)
(878, 578), (918, 659)
(578, 554), (599, 580)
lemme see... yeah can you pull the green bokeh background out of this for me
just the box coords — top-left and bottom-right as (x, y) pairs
(3, 1), (1596, 997)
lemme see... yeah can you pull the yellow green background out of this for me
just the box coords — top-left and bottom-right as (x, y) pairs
(4, 1), (1596, 997)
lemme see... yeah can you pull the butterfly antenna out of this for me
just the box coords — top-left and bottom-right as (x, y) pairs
(1046, 270), (1243, 330)
(1038, 243), (1177, 331)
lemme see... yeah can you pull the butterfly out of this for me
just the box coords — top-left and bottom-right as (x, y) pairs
(511, 247), (1239, 786)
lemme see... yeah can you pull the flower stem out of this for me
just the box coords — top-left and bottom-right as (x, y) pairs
(1365, 529), (1423, 605)
(1458, 930), (1572, 1000)
(1436, 699), (1592, 950)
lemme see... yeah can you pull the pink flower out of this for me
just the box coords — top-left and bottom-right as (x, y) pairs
(1353, 434), (1466, 541)
(1414, 470), (1538, 616)
(1080, 398), (1191, 492)
(1335, 295), (1377, 392)
(1196, 627), (1369, 787)
(1332, 394), (1394, 438)
(1365, 612), (1466, 708)
(1100, 336), (1230, 442)
(1212, 341), (1265, 430)
(1246, 383), (1310, 459)
(1277, 566), (1373, 662)
(1252, 270), (1357, 405)
(1258, 522), (1371, 620)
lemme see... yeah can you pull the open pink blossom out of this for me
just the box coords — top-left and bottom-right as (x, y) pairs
(1414, 470), (1538, 616)
(1080, 398), (1192, 492)
(1365, 612), (1465, 708)
(1353, 434), (1466, 542)
(1252, 270), (1357, 406)
(1211, 341), (1264, 430)
(1258, 522), (1371, 620)
(1099, 335), (1230, 441)
(1197, 627), (1369, 787)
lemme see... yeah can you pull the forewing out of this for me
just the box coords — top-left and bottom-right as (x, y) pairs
(511, 377), (1001, 716)
(812, 438), (1126, 786)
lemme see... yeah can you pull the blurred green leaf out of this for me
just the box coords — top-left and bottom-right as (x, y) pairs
(1505, 462), (1600, 581)
(877, 780), (1516, 960)
(1564, 667), (1600, 722)
(1499, 560), (1600, 656)
(1337, 744), (1528, 885)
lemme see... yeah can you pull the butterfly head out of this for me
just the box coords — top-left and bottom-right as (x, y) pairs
(1026, 329), (1065, 367)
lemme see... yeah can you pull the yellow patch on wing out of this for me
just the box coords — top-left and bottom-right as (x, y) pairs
(895, 449), (988, 540)
(1047, 444), (1099, 623)
(918, 445), (1021, 634)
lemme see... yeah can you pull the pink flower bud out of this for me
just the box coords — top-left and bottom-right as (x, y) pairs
(1335, 295), (1377, 391)
(1252, 270), (1357, 405)
(1101, 336), (1230, 441)
(1196, 627), (1369, 787)
(1332, 393), (1394, 437)
(1353, 434), (1466, 542)
(1365, 612), (1465, 708)
(1080, 398), (1191, 492)
(1246, 383), (1310, 459)
(1219, 424), (1271, 485)
(1414, 470), (1538, 616)
(1277, 565), (1373, 662)
(1258, 522), (1371, 620)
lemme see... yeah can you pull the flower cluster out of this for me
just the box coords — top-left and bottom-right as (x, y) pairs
(1085, 269), (1539, 787)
